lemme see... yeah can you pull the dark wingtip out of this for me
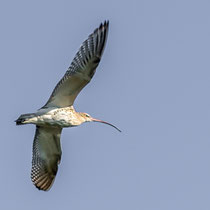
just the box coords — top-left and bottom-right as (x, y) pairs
(103, 20), (109, 29)
(94, 20), (109, 34)
(104, 20), (109, 26)
(35, 185), (49, 191)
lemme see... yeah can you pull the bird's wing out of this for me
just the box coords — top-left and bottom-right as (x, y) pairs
(31, 126), (62, 191)
(42, 21), (109, 108)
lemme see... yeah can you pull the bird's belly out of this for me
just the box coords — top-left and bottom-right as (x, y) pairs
(36, 116), (69, 127)
(36, 111), (74, 128)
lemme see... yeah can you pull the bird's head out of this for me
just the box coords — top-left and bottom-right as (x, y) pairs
(79, 112), (121, 132)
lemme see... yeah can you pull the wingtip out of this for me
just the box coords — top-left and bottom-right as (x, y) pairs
(103, 20), (109, 28)
(35, 184), (51, 191)
(32, 176), (54, 191)
(96, 20), (109, 33)
(105, 20), (109, 25)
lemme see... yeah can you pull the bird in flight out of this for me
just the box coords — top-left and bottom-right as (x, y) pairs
(16, 21), (121, 191)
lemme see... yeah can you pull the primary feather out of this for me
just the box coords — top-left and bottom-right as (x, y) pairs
(31, 126), (62, 191)
(43, 21), (109, 108)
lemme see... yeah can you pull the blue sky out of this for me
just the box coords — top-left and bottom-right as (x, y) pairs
(1, 0), (210, 209)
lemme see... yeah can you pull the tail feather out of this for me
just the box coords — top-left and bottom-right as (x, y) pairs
(15, 113), (36, 125)
(15, 117), (25, 125)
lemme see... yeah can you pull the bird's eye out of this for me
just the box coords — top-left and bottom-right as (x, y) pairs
(85, 114), (89, 117)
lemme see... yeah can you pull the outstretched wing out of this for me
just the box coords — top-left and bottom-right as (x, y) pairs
(43, 21), (109, 108)
(31, 126), (62, 191)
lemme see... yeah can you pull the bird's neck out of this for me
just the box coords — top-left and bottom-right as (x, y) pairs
(65, 106), (87, 126)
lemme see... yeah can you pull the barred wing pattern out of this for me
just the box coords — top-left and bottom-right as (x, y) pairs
(31, 126), (62, 191)
(43, 21), (109, 108)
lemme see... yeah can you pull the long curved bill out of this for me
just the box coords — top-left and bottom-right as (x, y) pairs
(91, 118), (121, 132)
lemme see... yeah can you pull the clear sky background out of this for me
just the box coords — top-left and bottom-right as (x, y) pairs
(1, 0), (210, 209)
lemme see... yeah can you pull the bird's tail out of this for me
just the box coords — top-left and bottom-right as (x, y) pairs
(15, 113), (36, 125)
